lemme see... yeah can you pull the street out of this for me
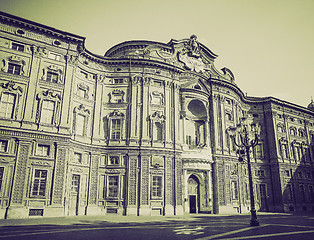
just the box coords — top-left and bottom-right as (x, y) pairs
(0, 213), (314, 239)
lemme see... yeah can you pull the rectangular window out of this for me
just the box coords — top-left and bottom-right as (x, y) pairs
(73, 153), (82, 163)
(0, 140), (8, 152)
(11, 42), (24, 51)
(0, 167), (4, 194)
(109, 156), (119, 165)
(152, 176), (162, 198)
(114, 79), (123, 84)
(41, 100), (55, 124)
(31, 169), (47, 197)
(76, 114), (86, 136)
(231, 181), (238, 200)
(111, 119), (121, 140)
(37, 144), (50, 156)
(48, 52), (61, 61)
(255, 144), (264, 158)
(7, 63), (21, 75)
(0, 92), (15, 119)
(46, 71), (58, 83)
(108, 176), (119, 198)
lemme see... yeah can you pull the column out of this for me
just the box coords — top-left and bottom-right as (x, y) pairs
(58, 54), (76, 134)
(129, 77), (140, 145)
(174, 156), (183, 215)
(91, 75), (104, 142)
(7, 140), (31, 218)
(22, 47), (42, 129)
(165, 81), (172, 147)
(141, 77), (150, 145)
(48, 144), (68, 217)
(139, 155), (150, 215)
(164, 155), (174, 215)
(86, 153), (100, 215)
(126, 154), (138, 215)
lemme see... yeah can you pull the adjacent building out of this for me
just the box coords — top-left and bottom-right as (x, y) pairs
(0, 11), (313, 219)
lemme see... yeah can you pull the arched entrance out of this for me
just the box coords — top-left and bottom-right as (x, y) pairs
(188, 175), (200, 213)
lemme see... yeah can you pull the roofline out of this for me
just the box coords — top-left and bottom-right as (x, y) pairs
(0, 11), (85, 42)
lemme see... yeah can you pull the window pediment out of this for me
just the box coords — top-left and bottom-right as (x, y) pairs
(109, 110), (124, 118)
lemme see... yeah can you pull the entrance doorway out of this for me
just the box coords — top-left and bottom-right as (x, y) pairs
(188, 175), (199, 213)
(69, 174), (80, 215)
(259, 184), (269, 212)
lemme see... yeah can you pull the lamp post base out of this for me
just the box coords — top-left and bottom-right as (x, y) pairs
(250, 210), (259, 226)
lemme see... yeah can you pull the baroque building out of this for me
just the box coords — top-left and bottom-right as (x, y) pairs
(0, 11), (314, 219)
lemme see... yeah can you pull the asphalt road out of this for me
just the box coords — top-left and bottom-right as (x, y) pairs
(0, 213), (314, 239)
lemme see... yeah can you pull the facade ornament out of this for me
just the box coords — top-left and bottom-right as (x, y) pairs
(109, 110), (124, 118)
(65, 54), (78, 64)
(150, 91), (164, 105)
(31, 45), (47, 56)
(177, 35), (210, 73)
(109, 89), (125, 103)
(0, 81), (23, 94)
(150, 111), (166, 122)
(74, 104), (90, 115)
(143, 77), (151, 85)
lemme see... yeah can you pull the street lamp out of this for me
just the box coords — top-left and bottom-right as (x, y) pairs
(227, 116), (260, 226)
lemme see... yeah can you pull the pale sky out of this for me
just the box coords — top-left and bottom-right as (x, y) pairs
(1, 0), (314, 108)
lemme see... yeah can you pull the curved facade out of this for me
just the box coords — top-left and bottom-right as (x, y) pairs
(0, 11), (314, 219)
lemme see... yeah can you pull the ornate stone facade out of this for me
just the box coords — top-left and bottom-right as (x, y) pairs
(0, 11), (314, 219)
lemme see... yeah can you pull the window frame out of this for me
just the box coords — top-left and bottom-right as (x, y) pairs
(30, 169), (48, 198)
(0, 92), (16, 119)
(0, 140), (8, 153)
(7, 63), (22, 75)
(36, 144), (50, 157)
(11, 42), (25, 52)
(108, 156), (120, 165)
(151, 175), (163, 199)
(107, 175), (119, 198)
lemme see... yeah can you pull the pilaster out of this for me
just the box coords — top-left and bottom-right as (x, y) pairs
(126, 154), (138, 215)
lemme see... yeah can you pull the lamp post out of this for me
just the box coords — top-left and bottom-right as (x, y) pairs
(227, 116), (260, 227)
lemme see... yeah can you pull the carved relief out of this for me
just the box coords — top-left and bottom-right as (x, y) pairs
(65, 54), (78, 65)
(150, 91), (164, 105)
(31, 45), (47, 56)
(108, 89), (124, 103)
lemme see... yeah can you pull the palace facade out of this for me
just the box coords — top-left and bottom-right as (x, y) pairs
(0, 11), (314, 219)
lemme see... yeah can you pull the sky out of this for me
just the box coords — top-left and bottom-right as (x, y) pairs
(1, 0), (314, 108)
